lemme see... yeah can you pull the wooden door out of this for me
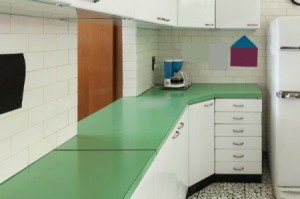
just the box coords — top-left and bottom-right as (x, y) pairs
(78, 19), (122, 121)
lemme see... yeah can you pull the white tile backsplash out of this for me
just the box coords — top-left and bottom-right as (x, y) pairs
(44, 81), (69, 102)
(11, 16), (43, 34)
(43, 112), (69, 137)
(11, 124), (43, 155)
(0, 34), (28, 54)
(0, 15), (78, 184)
(57, 122), (77, 147)
(122, 20), (158, 96)
(44, 19), (69, 34)
(24, 52), (44, 72)
(0, 150), (28, 183)
(44, 50), (69, 68)
(29, 101), (57, 126)
(0, 111), (29, 141)
(0, 139), (11, 163)
(0, 14), (10, 33)
(28, 133), (56, 165)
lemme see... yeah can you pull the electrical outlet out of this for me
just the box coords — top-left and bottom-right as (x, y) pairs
(152, 56), (156, 71)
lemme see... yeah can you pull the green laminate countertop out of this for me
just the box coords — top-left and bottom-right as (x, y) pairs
(0, 151), (155, 199)
(0, 83), (262, 199)
(57, 83), (262, 151)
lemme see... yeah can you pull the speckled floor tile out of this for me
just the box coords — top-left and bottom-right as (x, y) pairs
(188, 160), (275, 199)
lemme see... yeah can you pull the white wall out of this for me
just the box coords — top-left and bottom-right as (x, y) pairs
(122, 20), (158, 96)
(0, 12), (78, 183)
(156, 0), (300, 151)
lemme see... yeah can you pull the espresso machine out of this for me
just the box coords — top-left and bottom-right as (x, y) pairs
(164, 59), (191, 89)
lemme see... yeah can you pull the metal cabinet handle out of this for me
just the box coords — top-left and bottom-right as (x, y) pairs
(204, 103), (214, 107)
(233, 129), (244, 133)
(165, 19), (170, 22)
(205, 23), (214, 26)
(157, 17), (163, 20)
(277, 91), (300, 99)
(233, 104), (244, 107)
(247, 24), (258, 27)
(233, 117), (244, 120)
(178, 122), (184, 130)
(233, 166), (245, 171)
(172, 131), (180, 139)
(233, 142), (244, 146)
(233, 154), (244, 158)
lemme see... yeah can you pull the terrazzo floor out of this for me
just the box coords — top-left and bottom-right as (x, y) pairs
(188, 161), (275, 199)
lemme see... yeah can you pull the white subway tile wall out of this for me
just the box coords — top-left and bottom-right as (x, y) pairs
(122, 20), (158, 96)
(0, 12), (78, 183)
(122, 0), (300, 151)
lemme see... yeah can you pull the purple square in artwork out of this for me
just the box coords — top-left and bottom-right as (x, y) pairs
(230, 48), (258, 67)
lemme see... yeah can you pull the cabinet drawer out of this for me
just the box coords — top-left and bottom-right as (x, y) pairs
(215, 124), (261, 137)
(215, 137), (262, 150)
(215, 112), (261, 124)
(215, 99), (262, 112)
(215, 150), (262, 162)
(215, 162), (262, 174)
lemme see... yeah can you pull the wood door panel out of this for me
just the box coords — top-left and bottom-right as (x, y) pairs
(78, 19), (121, 121)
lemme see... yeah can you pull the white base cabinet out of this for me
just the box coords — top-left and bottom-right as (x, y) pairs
(131, 109), (188, 199)
(214, 99), (262, 175)
(188, 100), (215, 186)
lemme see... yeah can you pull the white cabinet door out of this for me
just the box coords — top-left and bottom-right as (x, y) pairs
(72, 0), (134, 18)
(216, 0), (260, 29)
(131, 109), (188, 199)
(159, 0), (178, 26)
(135, 0), (177, 26)
(188, 100), (214, 186)
(135, 0), (160, 24)
(178, 0), (215, 28)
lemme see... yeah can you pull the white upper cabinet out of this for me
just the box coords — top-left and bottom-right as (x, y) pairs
(216, 0), (260, 29)
(135, 0), (177, 26)
(178, 0), (215, 28)
(71, 0), (135, 18)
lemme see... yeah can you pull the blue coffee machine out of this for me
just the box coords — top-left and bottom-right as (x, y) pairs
(164, 59), (190, 89)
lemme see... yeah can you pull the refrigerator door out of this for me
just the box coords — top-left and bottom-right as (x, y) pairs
(277, 42), (300, 187)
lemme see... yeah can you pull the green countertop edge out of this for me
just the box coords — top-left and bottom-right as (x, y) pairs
(123, 153), (156, 199)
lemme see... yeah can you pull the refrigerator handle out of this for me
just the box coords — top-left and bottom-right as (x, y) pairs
(277, 91), (300, 99)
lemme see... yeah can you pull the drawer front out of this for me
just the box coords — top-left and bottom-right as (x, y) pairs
(215, 124), (261, 137)
(215, 162), (262, 174)
(215, 150), (262, 162)
(215, 137), (262, 150)
(215, 112), (261, 124)
(215, 99), (262, 112)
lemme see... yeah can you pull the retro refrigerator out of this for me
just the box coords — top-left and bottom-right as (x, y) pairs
(268, 16), (300, 198)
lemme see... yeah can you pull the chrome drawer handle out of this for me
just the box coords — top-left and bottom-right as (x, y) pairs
(204, 103), (213, 107)
(233, 166), (245, 171)
(205, 23), (214, 26)
(233, 154), (244, 158)
(165, 18), (170, 22)
(172, 131), (180, 139)
(233, 104), (244, 107)
(233, 117), (244, 120)
(157, 17), (163, 20)
(247, 24), (258, 27)
(233, 129), (244, 133)
(178, 122), (184, 129)
(233, 142), (244, 146)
